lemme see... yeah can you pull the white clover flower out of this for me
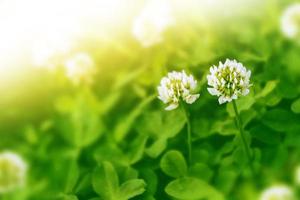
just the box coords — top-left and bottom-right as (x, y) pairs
(207, 59), (251, 104)
(281, 3), (300, 40)
(0, 152), (27, 193)
(64, 52), (95, 85)
(132, 0), (174, 47)
(158, 70), (200, 110)
(260, 185), (295, 200)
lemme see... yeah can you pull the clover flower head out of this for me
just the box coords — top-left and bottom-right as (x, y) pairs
(260, 185), (294, 200)
(0, 152), (27, 193)
(132, 0), (174, 47)
(65, 52), (95, 85)
(207, 59), (251, 104)
(281, 3), (300, 39)
(158, 70), (200, 110)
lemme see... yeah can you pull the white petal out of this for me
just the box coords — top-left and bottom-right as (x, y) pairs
(207, 88), (220, 96)
(219, 96), (232, 104)
(157, 86), (170, 103)
(246, 70), (251, 78)
(207, 75), (213, 85)
(165, 103), (178, 110)
(185, 94), (200, 104)
(231, 94), (238, 100)
(218, 96), (227, 104)
(226, 97), (233, 102)
(209, 66), (215, 74)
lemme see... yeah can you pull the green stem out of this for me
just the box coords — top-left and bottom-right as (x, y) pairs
(232, 100), (254, 174)
(181, 104), (192, 164)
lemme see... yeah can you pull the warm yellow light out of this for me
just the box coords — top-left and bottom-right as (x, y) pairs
(0, 0), (129, 76)
(0, 0), (263, 81)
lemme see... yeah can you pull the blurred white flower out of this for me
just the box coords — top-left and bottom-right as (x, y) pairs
(207, 59), (251, 104)
(158, 70), (200, 110)
(0, 152), (27, 193)
(64, 52), (95, 85)
(281, 3), (300, 40)
(132, 0), (174, 47)
(260, 185), (294, 200)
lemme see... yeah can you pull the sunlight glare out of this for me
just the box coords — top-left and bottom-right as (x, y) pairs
(0, 0), (127, 77)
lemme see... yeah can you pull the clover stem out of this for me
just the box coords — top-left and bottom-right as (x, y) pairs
(232, 100), (254, 174)
(181, 103), (192, 164)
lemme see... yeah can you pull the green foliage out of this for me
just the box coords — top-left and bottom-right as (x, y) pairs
(165, 177), (224, 200)
(92, 161), (146, 200)
(2, 1), (300, 200)
(188, 163), (213, 181)
(262, 109), (300, 132)
(55, 89), (104, 147)
(137, 109), (186, 158)
(92, 161), (119, 199)
(119, 179), (146, 199)
(160, 150), (187, 178)
(291, 98), (300, 114)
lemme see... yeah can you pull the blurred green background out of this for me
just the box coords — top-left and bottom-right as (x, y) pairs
(1, 0), (300, 199)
